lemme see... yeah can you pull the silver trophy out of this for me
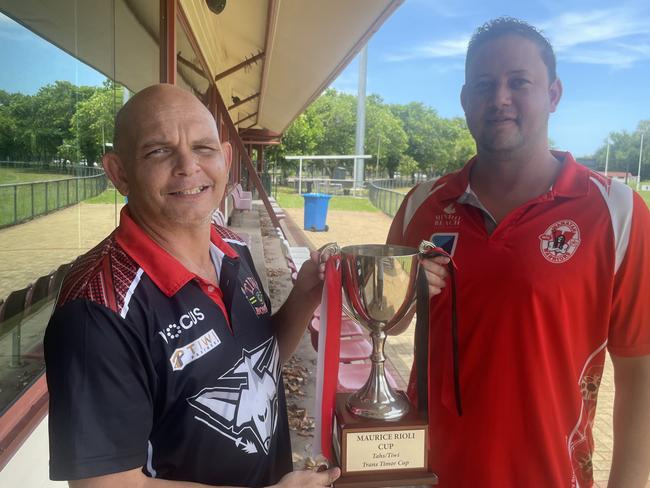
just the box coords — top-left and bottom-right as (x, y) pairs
(329, 243), (433, 421)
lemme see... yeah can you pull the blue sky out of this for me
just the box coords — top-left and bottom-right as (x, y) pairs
(1, 2), (649, 157)
(0, 13), (105, 93)
(331, 0), (650, 157)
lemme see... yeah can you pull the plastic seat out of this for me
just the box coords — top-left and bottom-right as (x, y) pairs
(308, 315), (370, 362)
(232, 183), (252, 210)
(50, 262), (73, 298)
(0, 285), (32, 324)
(337, 362), (399, 393)
(309, 315), (364, 336)
(338, 336), (372, 362)
(27, 274), (53, 313)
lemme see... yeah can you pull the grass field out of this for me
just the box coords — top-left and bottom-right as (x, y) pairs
(0, 168), (107, 227)
(85, 187), (125, 204)
(0, 167), (68, 184)
(274, 186), (379, 212)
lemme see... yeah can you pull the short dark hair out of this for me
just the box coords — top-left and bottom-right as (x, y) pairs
(466, 17), (557, 82)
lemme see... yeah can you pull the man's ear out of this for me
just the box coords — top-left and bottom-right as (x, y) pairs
(549, 78), (563, 113)
(460, 84), (468, 114)
(222, 141), (233, 173)
(102, 152), (129, 196)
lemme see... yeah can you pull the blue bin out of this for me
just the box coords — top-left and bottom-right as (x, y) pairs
(303, 193), (332, 231)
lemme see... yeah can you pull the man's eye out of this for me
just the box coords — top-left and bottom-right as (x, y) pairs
(510, 78), (530, 89)
(195, 146), (218, 154)
(473, 81), (493, 92)
(145, 148), (167, 157)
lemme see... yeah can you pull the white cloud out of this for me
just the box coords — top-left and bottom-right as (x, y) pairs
(385, 37), (469, 62)
(540, 9), (649, 50)
(385, 5), (650, 69)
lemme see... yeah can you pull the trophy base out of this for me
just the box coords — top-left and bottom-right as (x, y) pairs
(333, 393), (438, 487)
(335, 470), (439, 488)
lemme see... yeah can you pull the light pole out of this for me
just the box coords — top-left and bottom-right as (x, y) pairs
(636, 132), (645, 192)
(604, 139), (610, 176)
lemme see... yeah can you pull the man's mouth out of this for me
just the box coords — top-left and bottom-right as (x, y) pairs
(488, 116), (517, 124)
(169, 185), (211, 196)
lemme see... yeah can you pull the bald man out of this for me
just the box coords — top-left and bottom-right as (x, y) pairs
(44, 84), (340, 488)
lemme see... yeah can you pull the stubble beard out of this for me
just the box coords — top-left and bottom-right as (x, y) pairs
(476, 123), (526, 156)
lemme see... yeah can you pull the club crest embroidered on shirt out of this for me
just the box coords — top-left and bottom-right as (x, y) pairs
(241, 276), (269, 316)
(187, 337), (280, 455)
(539, 219), (581, 263)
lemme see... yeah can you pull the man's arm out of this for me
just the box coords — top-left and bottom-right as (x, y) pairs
(607, 354), (650, 487)
(271, 251), (324, 363)
(69, 465), (340, 488)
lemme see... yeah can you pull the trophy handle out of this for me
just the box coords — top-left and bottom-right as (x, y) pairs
(318, 242), (341, 259)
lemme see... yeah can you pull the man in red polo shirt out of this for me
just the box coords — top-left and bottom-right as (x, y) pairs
(44, 84), (340, 488)
(388, 18), (650, 487)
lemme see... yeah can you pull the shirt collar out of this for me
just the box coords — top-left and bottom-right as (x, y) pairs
(548, 151), (590, 198)
(438, 151), (589, 203)
(115, 207), (239, 297)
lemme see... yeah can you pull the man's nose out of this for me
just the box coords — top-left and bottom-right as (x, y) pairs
(174, 147), (201, 175)
(491, 81), (512, 107)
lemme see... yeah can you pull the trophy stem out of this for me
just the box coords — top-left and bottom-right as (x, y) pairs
(346, 327), (410, 420)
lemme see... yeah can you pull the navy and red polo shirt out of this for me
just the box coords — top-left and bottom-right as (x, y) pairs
(388, 152), (650, 487)
(44, 208), (292, 487)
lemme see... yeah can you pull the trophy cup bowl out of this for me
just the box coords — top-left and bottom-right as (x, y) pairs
(339, 244), (419, 421)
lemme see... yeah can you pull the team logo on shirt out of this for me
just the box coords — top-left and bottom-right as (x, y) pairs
(539, 219), (581, 263)
(187, 337), (280, 455)
(241, 276), (269, 316)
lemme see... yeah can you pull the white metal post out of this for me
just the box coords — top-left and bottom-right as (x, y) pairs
(299, 157), (303, 194)
(354, 46), (368, 191)
(604, 140), (610, 176)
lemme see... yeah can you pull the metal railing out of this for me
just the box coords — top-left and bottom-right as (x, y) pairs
(0, 160), (103, 177)
(367, 177), (431, 217)
(0, 173), (108, 228)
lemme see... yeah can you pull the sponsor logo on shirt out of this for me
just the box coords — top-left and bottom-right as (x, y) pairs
(241, 276), (269, 316)
(539, 219), (581, 263)
(188, 337), (280, 455)
(434, 205), (462, 227)
(158, 307), (205, 343)
(429, 232), (459, 257)
(169, 329), (221, 371)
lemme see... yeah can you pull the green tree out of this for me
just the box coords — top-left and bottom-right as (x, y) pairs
(593, 121), (650, 180)
(64, 80), (124, 165)
(390, 103), (475, 176)
(311, 89), (356, 158)
(366, 95), (407, 178)
(32, 81), (92, 163)
(398, 154), (419, 179)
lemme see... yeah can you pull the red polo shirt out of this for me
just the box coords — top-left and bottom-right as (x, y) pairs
(388, 152), (650, 487)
